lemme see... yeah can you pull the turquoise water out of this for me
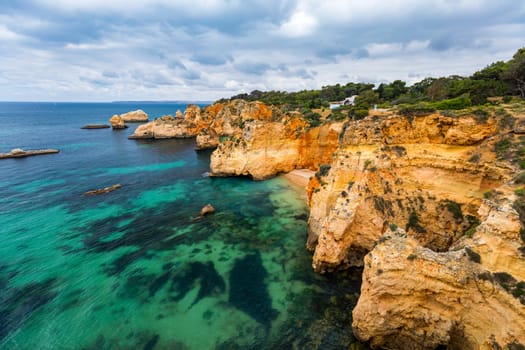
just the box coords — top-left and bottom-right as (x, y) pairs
(0, 102), (364, 349)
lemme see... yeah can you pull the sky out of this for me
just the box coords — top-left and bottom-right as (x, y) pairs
(0, 0), (524, 102)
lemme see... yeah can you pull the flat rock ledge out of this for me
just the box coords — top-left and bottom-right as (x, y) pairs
(81, 124), (110, 129)
(0, 148), (59, 159)
(83, 183), (122, 196)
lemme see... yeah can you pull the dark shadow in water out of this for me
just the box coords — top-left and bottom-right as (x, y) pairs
(228, 251), (278, 332)
(149, 272), (171, 297)
(80, 204), (213, 275)
(143, 334), (159, 350)
(0, 278), (58, 341)
(169, 261), (225, 307)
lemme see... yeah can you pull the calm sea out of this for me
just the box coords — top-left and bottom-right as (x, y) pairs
(0, 102), (364, 349)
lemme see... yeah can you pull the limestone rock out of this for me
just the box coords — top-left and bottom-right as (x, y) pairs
(200, 204), (215, 216)
(1, 148), (59, 159)
(84, 183), (122, 196)
(352, 234), (525, 349)
(210, 117), (341, 180)
(128, 100), (279, 142)
(109, 115), (127, 129)
(119, 109), (148, 122)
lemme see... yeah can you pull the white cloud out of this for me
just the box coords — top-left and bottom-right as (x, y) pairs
(279, 10), (318, 37)
(0, 25), (23, 41)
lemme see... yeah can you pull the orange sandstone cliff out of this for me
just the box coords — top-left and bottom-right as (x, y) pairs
(204, 101), (525, 349)
(129, 99), (525, 348)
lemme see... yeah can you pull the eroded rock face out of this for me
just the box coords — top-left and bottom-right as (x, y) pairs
(210, 114), (342, 179)
(352, 233), (525, 349)
(109, 115), (127, 129)
(204, 102), (525, 348)
(128, 100), (279, 146)
(307, 113), (508, 273)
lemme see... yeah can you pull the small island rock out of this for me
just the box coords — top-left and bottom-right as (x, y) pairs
(109, 115), (128, 129)
(120, 109), (148, 122)
(0, 148), (59, 159)
(81, 124), (110, 129)
(84, 183), (122, 196)
(200, 204), (215, 216)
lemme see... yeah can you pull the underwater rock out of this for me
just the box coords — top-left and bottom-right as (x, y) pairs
(228, 252), (278, 331)
(83, 183), (122, 196)
(0, 148), (60, 159)
(170, 261), (225, 307)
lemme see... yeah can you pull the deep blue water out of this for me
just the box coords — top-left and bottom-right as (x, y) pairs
(0, 102), (364, 349)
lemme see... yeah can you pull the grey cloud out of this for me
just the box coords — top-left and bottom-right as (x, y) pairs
(190, 53), (231, 66)
(234, 62), (271, 75)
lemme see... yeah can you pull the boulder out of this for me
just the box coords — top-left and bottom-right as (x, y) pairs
(200, 204), (215, 216)
(109, 115), (127, 129)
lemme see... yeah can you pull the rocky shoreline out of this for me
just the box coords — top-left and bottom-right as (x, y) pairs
(125, 100), (525, 349)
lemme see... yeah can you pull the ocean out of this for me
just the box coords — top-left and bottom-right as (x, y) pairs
(0, 102), (364, 349)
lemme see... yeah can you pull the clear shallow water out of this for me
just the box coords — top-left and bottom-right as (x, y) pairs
(0, 102), (364, 349)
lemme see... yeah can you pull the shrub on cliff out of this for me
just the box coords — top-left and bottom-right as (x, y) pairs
(430, 94), (472, 110)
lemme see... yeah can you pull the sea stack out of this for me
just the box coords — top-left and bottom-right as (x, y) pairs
(109, 115), (128, 129)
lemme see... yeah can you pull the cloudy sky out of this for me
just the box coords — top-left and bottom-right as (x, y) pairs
(0, 0), (524, 101)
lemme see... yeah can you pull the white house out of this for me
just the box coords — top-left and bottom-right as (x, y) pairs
(329, 95), (358, 109)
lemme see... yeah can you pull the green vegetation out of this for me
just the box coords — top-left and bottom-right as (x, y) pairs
(465, 247), (481, 263)
(515, 187), (525, 196)
(219, 48), (525, 118)
(406, 211), (426, 233)
(315, 164), (331, 179)
(444, 200), (463, 221)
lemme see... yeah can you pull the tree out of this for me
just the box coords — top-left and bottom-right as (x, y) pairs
(503, 48), (525, 99)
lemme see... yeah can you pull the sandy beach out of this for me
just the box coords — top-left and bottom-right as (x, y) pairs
(282, 169), (315, 188)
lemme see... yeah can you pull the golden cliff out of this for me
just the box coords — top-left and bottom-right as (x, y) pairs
(210, 113), (342, 179)
(203, 102), (525, 349)
(128, 100), (279, 150)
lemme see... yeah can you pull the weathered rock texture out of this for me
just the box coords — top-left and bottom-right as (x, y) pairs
(109, 115), (127, 129)
(128, 100), (279, 148)
(210, 114), (342, 179)
(119, 109), (148, 122)
(307, 113), (509, 272)
(352, 233), (525, 350)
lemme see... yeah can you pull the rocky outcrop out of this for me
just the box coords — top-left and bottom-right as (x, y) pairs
(0, 148), (59, 159)
(81, 124), (110, 129)
(210, 114), (342, 179)
(84, 183), (122, 196)
(307, 113), (508, 272)
(207, 104), (525, 348)
(128, 101), (279, 147)
(119, 109), (148, 122)
(352, 232), (525, 349)
(109, 115), (127, 129)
